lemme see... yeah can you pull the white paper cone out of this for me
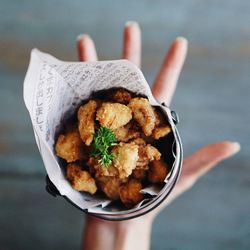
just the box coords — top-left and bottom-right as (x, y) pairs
(23, 49), (182, 219)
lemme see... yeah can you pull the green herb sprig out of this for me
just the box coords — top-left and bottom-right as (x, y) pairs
(91, 126), (117, 167)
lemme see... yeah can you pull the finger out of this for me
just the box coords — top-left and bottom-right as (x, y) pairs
(152, 37), (188, 106)
(122, 21), (141, 67)
(148, 141), (240, 219)
(181, 141), (240, 185)
(171, 141), (240, 201)
(77, 34), (98, 62)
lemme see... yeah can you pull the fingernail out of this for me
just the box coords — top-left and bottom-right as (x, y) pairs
(125, 21), (139, 27)
(176, 36), (188, 45)
(76, 34), (90, 42)
(232, 142), (241, 153)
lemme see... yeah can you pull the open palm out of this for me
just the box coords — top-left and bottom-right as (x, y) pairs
(76, 22), (240, 221)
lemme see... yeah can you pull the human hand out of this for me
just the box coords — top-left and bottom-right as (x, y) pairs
(77, 22), (240, 250)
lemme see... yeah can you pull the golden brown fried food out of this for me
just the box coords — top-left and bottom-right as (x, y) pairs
(55, 129), (88, 162)
(154, 108), (164, 126)
(55, 88), (174, 206)
(78, 100), (97, 146)
(113, 121), (141, 142)
(154, 110), (161, 126)
(96, 176), (127, 200)
(136, 143), (161, 169)
(96, 103), (132, 130)
(148, 160), (169, 183)
(145, 145), (161, 161)
(152, 125), (171, 140)
(152, 109), (171, 140)
(130, 138), (161, 169)
(119, 179), (144, 207)
(66, 164), (97, 194)
(112, 142), (139, 178)
(132, 168), (146, 180)
(131, 137), (147, 146)
(128, 97), (156, 136)
(87, 157), (119, 177)
(109, 89), (132, 104)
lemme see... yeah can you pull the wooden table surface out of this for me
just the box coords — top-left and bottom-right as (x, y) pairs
(0, 0), (249, 249)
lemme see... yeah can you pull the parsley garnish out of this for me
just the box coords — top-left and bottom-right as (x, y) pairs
(91, 126), (117, 167)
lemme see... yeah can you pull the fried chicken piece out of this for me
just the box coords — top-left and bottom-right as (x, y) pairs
(152, 125), (171, 140)
(130, 138), (161, 169)
(128, 98), (156, 136)
(66, 164), (97, 194)
(87, 157), (119, 177)
(148, 160), (169, 183)
(112, 142), (139, 178)
(88, 142), (139, 179)
(131, 137), (147, 146)
(136, 144), (161, 169)
(132, 168), (147, 180)
(96, 103), (132, 130)
(96, 176), (127, 200)
(154, 108), (164, 126)
(109, 89), (132, 104)
(144, 145), (161, 161)
(152, 109), (171, 140)
(55, 129), (88, 162)
(119, 179), (144, 207)
(113, 121), (141, 142)
(78, 100), (97, 146)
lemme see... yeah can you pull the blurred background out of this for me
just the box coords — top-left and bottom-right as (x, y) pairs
(0, 0), (249, 249)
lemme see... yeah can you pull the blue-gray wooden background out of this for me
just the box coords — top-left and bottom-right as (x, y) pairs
(0, 1), (249, 249)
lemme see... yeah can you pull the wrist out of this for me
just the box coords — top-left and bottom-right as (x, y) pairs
(83, 215), (153, 250)
(115, 217), (153, 250)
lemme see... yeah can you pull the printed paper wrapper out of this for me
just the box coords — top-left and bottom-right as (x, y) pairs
(23, 49), (182, 216)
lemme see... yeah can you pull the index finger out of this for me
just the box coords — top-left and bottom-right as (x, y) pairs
(152, 37), (188, 106)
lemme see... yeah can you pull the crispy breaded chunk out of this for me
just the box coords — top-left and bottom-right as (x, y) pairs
(113, 121), (141, 142)
(152, 125), (171, 140)
(132, 168), (146, 180)
(136, 143), (161, 169)
(88, 142), (139, 179)
(154, 108), (164, 126)
(128, 98), (156, 136)
(96, 103), (132, 130)
(152, 109), (171, 140)
(130, 138), (161, 169)
(87, 157), (119, 177)
(96, 176), (127, 200)
(66, 164), (97, 194)
(119, 179), (144, 207)
(154, 110), (160, 126)
(152, 109), (171, 139)
(78, 100), (97, 146)
(131, 137), (147, 146)
(112, 142), (139, 178)
(109, 89), (132, 104)
(148, 160), (169, 183)
(55, 129), (87, 162)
